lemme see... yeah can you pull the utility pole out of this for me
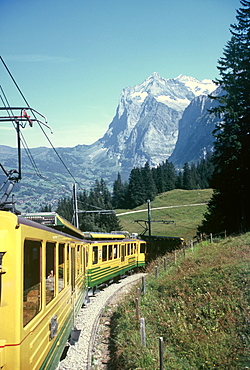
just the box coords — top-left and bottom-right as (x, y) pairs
(134, 200), (174, 236)
(147, 199), (151, 236)
(16, 120), (22, 181)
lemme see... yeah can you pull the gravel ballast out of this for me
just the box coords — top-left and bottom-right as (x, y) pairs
(57, 273), (145, 370)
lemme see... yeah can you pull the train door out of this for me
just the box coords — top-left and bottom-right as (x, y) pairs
(71, 247), (76, 292)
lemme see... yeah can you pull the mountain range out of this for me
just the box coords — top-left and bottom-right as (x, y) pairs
(0, 72), (220, 211)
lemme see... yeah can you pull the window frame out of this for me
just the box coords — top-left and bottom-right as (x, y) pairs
(23, 239), (42, 327)
(102, 245), (107, 262)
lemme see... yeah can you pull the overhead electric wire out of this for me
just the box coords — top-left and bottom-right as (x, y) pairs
(0, 56), (83, 190)
(36, 121), (81, 187)
(76, 199), (105, 210)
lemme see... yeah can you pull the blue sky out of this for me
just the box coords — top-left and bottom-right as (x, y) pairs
(0, 0), (240, 148)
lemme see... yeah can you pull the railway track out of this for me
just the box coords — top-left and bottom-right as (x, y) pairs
(57, 272), (146, 370)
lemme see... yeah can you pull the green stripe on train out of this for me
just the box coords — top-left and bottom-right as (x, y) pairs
(87, 262), (138, 287)
(40, 291), (84, 370)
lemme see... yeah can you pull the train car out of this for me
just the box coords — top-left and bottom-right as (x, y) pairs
(0, 210), (88, 370)
(0, 211), (146, 370)
(83, 232), (146, 292)
(142, 235), (185, 261)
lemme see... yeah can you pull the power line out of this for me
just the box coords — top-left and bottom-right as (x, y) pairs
(76, 199), (107, 210)
(0, 56), (84, 191)
(36, 121), (81, 186)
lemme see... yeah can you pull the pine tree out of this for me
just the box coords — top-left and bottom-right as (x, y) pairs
(151, 160), (177, 194)
(40, 204), (52, 212)
(141, 162), (157, 201)
(196, 155), (214, 189)
(183, 163), (195, 190)
(200, 0), (250, 233)
(112, 173), (127, 209)
(56, 196), (73, 223)
(165, 161), (177, 191)
(176, 170), (183, 189)
(127, 168), (146, 208)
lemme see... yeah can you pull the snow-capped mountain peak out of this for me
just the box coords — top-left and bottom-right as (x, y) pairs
(101, 72), (217, 170)
(174, 74), (216, 97)
(118, 73), (215, 118)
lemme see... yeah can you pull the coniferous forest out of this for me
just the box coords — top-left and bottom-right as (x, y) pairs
(112, 156), (214, 209)
(53, 156), (213, 232)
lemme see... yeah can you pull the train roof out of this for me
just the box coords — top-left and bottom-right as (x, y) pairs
(21, 212), (83, 238)
(21, 213), (137, 241)
(142, 235), (184, 241)
(82, 231), (127, 240)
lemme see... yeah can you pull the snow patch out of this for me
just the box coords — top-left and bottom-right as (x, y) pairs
(130, 91), (148, 103)
(156, 95), (190, 110)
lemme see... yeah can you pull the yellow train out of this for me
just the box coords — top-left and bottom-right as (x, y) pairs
(0, 211), (146, 370)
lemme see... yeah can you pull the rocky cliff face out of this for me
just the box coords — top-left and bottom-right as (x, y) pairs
(169, 87), (222, 166)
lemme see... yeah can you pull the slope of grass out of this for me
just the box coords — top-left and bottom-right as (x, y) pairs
(116, 189), (213, 241)
(110, 233), (250, 369)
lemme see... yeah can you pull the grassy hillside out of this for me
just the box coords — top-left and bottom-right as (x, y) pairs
(110, 233), (250, 369)
(116, 189), (213, 241)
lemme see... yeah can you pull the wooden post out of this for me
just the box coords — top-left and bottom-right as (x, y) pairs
(183, 245), (186, 258)
(191, 240), (194, 253)
(163, 257), (167, 271)
(140, 318), (146, 347)
(174, 250), (177, 265)
(225, 230), (227, 238)
(210, 233), (213, 243)
(135, 297), (140, 321)
(155, 266), (158, 278)
(159, 337), (164, 370)
(137, 287), (141, 298)
(142, 276), (146, 294)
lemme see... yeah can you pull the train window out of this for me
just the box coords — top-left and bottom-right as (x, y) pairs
(133, 243), (137, 253)
(23, 240), (42, 327)
(128, 243), (131, 255)
(102, 245), (107, 261)
(108, 245), (113, 260)
(92, 246), (98, 264)
(77, 245), (81, 275)
(121, 244), (125, 262)
(140, 242), (146, 254)
(46, 242), (55, 304)
(113, 244), (118, 259)
(58, 244), (65, 292)
(86, 250), (88, 267)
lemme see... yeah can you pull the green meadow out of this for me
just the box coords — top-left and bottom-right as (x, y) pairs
(116, 189), (213, 241)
